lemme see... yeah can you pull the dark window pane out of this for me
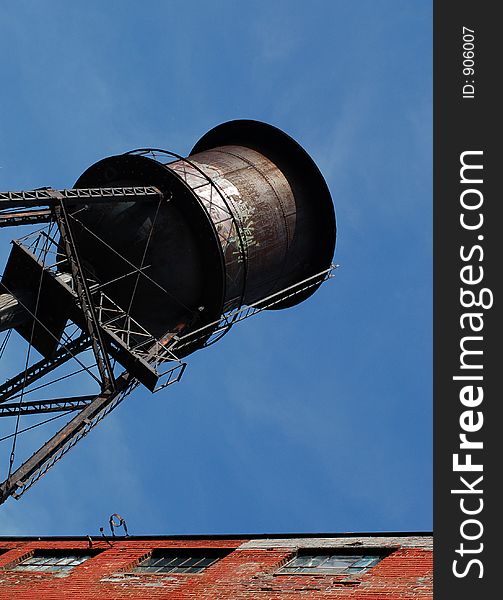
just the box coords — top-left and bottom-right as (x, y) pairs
(153, 565), (168, 573)
(149, 556), (168, 568)
(194, 556), (216, 568)
(134, 566), (153, 573)
(133, 550), (228, 574)
(185, 567), (202, 573)
(178, 556), (200, 567)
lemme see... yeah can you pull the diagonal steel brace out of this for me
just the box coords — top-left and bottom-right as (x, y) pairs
(54, 198), (115, 390)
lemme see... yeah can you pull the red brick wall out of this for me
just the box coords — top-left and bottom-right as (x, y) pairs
(0, 537), (433, 600)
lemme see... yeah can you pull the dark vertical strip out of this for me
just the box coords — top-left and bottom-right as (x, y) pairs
(434, 2), (499, 598)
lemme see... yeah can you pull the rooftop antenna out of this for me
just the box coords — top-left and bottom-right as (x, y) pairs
(0, 120), (336, 505)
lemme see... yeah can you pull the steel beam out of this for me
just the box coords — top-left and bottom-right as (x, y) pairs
(0, 396), (94, 417)
(0, 371), (135, 504)
(0, 186), (162, 209)
(0, 187), (163, 228)
(54, 200), (115, 390)
(0, 209), (52, 228)
(0, 329), (186, 504)
(0, 334), (91, 404)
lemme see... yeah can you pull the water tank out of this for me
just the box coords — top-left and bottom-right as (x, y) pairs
(69, 120), (336, 354)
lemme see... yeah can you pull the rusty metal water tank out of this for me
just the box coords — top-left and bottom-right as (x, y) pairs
(66, 120), (336, 353)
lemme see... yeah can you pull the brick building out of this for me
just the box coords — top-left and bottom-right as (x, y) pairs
(0, 532), (432, 599)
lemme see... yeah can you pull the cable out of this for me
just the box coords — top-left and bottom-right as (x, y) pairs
(69, 211), (197, 315)
(7, 224), (53, 478)
(5, 363), (96, 402)
(0, 330), (12, 360)
(0, 410), (77, 443)
(126, 197), (162, 317)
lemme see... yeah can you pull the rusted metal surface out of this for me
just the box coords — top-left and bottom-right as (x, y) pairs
(169, 145), (298, 310)
(191, 120), (336, 310)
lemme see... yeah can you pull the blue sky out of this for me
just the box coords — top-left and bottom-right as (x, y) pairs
(0, 1), (432, 536)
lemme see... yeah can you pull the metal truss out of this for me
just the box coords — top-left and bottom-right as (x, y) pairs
(0, 186), (163, 228)
(0, 181), (336, 506)
(0, 186), (162, 207)
(6, 224), (186, 392)
(0, 265), (334, 504)
(0, 209), (52, 228)
(95, 291), (182, 384)
(0, 334), (90, 404)
(0, 396), (94, 417)
(0, 210), (188, 504)
(0, 336), (186, 504)
(0, 372), (135, 503)
(169, 264), (337, 354)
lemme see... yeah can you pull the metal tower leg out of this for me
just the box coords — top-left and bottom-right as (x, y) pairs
(54, 200), (115, 390)
(0, 371), (136, 505)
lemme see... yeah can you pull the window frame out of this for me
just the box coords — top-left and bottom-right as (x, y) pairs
(8, 549), (100, 574)
(276, 548), (390, 576)
(130, 547), (233, 575)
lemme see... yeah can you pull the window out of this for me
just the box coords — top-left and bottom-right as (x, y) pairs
(278, 551), (384, 575)
(133, 548), (231, 574)
(12, 550), (95, 573)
